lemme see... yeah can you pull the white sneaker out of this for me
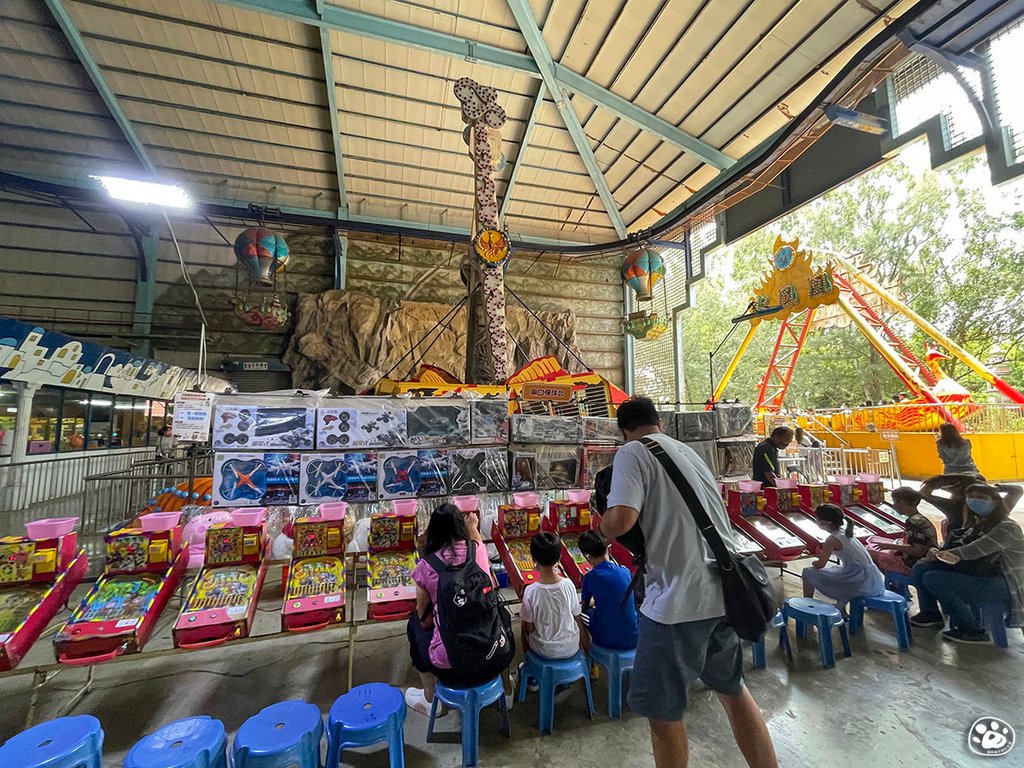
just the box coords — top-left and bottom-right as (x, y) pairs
(404, 687), (432, 716)
(515, 662), (539, 693)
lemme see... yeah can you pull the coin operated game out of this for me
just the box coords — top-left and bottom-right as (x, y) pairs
(55, 518), (188, 665)
(367, 499), (419, 621)
(0, 518), (88, 671)
(282, 505), (347, 632)
(545, 490), (595, 588)
(853, 474), (907, 531)
(493, 492), (543, 596)
(173, 523), (269, 648)
(762, 479), (829, 554)
(726, 481), (805, 561)
(827, 477), (902, 539)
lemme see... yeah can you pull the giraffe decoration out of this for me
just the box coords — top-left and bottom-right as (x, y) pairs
(454, 77), (512, 384)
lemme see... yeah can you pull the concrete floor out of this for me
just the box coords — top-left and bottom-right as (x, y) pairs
(1, 561), (1022, 768)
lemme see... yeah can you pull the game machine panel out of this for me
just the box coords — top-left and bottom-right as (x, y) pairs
(546, 489), (595, 588)
(854, 474), (907, 531)
(0, 518), (87, 671)
(173, 521), (269, 649)
(493, 492), (543, 596)
(726, 481), (805, 561)
(282, 503), (346, 632)
(827, 477), (901, 539)
(55, 513), (188, 665)
(762, 480), (827, 554)
(794, 483), (874, 542)
(367, 499), (419, 621)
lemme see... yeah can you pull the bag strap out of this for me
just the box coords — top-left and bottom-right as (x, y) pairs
(425, 539), (477, 574)
(640, 436), (734, 572)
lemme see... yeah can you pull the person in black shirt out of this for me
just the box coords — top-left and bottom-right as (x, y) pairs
(751, 426), (794, 487)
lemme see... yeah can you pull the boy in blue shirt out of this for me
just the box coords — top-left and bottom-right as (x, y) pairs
(579, 530), (639, 650)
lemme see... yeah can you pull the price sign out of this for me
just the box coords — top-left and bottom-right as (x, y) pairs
(880, 429), (900, 442)
(172, 391), (214, 443)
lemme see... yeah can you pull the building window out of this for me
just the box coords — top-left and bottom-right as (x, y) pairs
(27, 387), (62, 455)
(111, 396), (134, 449)
(0, 383), (16, 457)
(86, 396), (113, 450)
(59, 390), (88, 452)
(130, 399), (151, 447)
(889, 54), (982, 149)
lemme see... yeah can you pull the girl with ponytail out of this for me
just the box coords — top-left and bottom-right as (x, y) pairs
(802, 503), (885, 614)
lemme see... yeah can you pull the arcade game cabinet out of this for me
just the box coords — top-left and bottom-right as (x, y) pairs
(282, 512), (347, 632)
(546, 490), (594, 588)
(726, 481), (806, 560)
(367, 500), (419, 621)
(493, 492), (543, 595)
(828, 477), (903, 539)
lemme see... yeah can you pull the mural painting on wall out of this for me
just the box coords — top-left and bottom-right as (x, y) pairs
(0, 316), (228, 398)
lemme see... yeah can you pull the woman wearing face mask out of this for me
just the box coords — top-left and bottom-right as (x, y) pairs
(910, 484), (1024, 644)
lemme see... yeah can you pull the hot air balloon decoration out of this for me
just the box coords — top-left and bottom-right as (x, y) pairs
(624, 311), (668, 341)
(622, 247), (666, 301)
(233, 228), (289, 287)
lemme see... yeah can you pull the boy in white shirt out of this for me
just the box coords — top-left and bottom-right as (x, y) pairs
(520, 531), (589, 659)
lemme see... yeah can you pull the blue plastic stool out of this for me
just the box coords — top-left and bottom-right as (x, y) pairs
(588, 645), (635, 719)
(0, 715), (103, 768)
(124, 716), (226, 768)
(232, 700), (324, 768)
(751, 611), (789, 669)
(781, 597), (851, 669)
(326, 683), (405, 768)
(517, 650), (594, 734)
(849, 590), (912, 651)
(977, 603), (1018, 648)
(884, 571), (913, 600)
(427, 676), (509, 767)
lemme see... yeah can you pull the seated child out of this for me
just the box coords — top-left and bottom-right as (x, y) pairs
(578, 530), (638, 651)
(802, 503), (884, 613)
(520, 531), (587, 659)
(867, 487), (937, 575)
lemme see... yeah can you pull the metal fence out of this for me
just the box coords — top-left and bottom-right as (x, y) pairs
(0, 448), (154, 514)
(780, 446), (901, 485)
(813, 402), (1024, 434)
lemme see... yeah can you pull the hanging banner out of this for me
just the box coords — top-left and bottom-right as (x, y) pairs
(173, 391), (214, 443)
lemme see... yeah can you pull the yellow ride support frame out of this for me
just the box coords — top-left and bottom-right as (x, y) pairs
(712, 323), (759, 403)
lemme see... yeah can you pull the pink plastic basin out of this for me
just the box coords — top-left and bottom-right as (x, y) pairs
(513, 492), (539, 509)
(391, 499), (418, 515)
(25, 517), (78, 540)
(567, 489), (592, 504)
(834, 475), (855, 485)
(318, 502), (348, 520)
(775, 478), (797, 490)
(856, 473), (880, 483)
(231, 507), (266, 526)
(737, 480), (763, 492)
(139, 511), (182, 532)
(453, 495), (479, 513)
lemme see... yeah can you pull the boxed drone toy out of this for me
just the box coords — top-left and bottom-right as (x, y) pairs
(510, 415), (582, 444)
(299, 452), (378, 504)
(448, 447), (510, 494)
(533, 445), (581, 490)
(406, 401), (471, 447)
(378, 449), (449, 499)
(213, 396), (316, 450)
(582, 417), (622, 444)
(470, 398), (510, 444)
(317, 398), (407, 450)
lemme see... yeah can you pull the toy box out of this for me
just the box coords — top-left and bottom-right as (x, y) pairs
(378, 449), (448, 499)
(213, 398), (315, 450)
(317, 397), (407, 449)
(448, 447), (509, 494)
(300, 451), (378, 504)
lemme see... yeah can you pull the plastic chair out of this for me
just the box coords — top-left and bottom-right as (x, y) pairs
(124, 716), (227, 768)
(750, 611), (789, 669)
(0, 715), (103, 768)
(781, 597), (851, 669)
(326, 683), (405, 768)
(588, 645), (636, 719)
(232, 700), (324, 768)
(977, 603), (1021, 649)
(849, 590), (912, 651)
(427, 676), (509, 767)
(516, 650), (595, 734)
(883, 571), (914, 600)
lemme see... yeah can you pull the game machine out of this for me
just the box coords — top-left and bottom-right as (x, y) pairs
(282, 502), (347, 632)
(0, 518), (88, 671)
(493, 492), (544, 595)
(173, 513), (269, 649)
(827, 476), (903, 540)
(54, 512), (188, 665)
(367, 499), (419, 621)
(762, 479), (829, 554)
(545, 489), (595, 588)
(726, 481), (806, 561)
(853, 473), (907, 531)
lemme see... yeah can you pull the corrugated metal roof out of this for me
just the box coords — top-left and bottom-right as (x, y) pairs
(0, 0), (928, 243)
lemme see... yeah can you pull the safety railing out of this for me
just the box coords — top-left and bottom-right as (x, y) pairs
(812, 401), (1024, 434)
(780, 446), (900, 485)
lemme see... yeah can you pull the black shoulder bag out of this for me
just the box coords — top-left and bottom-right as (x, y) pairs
(641, 437), (778, 642)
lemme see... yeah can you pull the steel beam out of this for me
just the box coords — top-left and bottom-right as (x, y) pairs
(314, 1), (348, 217)
(332, 227), (347, 290)
(500, 83), (546, 223)
(131, 229), (159, 356)
(43, 0), (155, 174)
(554, 65), (734, 170)
(505, 0), (627, 239)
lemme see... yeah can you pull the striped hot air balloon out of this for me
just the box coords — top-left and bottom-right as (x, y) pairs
(622, 247), (666, 301)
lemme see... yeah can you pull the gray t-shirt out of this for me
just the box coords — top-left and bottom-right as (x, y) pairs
(606, 433), (735, 625)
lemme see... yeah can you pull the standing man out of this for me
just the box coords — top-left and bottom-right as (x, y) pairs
(600, 397), (778, 768)
(752, 426), (794, 488)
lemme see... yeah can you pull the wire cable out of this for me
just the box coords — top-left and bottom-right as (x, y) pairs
(162, 210), (208, 388)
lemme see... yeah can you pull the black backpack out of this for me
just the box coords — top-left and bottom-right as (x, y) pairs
(426, 541), (515, 680)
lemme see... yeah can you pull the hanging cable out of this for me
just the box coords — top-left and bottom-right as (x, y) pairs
(162, 210), (208, 389)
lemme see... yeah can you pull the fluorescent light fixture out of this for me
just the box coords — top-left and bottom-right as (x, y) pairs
(91, 175), (191, 208)
(824, 105), (888, 135)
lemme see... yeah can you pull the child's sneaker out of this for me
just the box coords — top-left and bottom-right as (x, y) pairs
(404, 687), (432, 716)
(942, 628), (990, 644)
(514, 662), (539, 693)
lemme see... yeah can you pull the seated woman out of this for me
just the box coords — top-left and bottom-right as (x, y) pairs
(405, 503), (505, 714)
(910, 483), (1024, 644)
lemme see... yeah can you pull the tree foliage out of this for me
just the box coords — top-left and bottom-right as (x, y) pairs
(681, 153), (1024, 406)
